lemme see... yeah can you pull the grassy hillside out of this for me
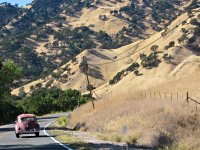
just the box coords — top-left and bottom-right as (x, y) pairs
(68, 6), (200, 149)
(12, 4), (200, 96)
(0, 0), (191, 88)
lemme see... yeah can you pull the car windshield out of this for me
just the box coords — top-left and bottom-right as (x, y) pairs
(20, 117), (35, 122)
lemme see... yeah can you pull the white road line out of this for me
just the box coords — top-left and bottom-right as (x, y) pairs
(43, 121), (73, 150)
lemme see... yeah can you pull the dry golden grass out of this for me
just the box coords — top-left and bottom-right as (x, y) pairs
(50, 130), (88, 150)
(70, 77), (200, 148)
(94, 131), (141, 144)
(67, 0), (130, 35)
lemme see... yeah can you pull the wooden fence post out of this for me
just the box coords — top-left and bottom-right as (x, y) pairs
(186, 92), (200, 110)
(186, 92), (189, 103)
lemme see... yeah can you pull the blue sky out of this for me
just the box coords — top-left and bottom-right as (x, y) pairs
(0, 0), (32, 6)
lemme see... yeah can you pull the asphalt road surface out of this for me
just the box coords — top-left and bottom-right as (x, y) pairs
(0, 113), (70, 150)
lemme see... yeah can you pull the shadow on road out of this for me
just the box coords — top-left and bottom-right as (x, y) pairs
(45, 126), (74, 131)
(0, 143), (66, 150)
(21, 135), (52, 138)
(0, 126), (48, 133)
(0, 127), (14, 132)
(0, 142), (154, 150)
(38, 116), (59, 120)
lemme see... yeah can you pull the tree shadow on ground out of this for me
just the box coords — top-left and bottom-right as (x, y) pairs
(46, 126), (74, 131)
(0, 127), (14, 132)
(89, 49), (113, 60)
(88, 65), (104, 80)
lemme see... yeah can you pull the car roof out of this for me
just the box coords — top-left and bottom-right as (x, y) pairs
(18, 114), (35, 118)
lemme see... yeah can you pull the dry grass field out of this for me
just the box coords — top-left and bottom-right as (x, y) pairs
(70, 74), (200, 148)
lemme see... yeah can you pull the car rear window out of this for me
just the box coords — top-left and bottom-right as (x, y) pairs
(20, 117), (35, 122)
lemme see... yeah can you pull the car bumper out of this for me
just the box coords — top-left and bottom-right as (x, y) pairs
(17, 129), (40, 134)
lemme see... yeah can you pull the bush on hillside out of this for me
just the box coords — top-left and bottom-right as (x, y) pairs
(126, 63), (140, 72)
(140, 51), (160, 69)
(109, 70), (125, 85)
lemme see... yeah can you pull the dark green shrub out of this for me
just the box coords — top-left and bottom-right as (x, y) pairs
(45, 79), (54, 88)
(109, 70), (125, 85)
(134, 70), (139, 76)
(178, 34), (188, 43)
(126, 63), (140, 72)
(169, 41), (175, 47)
(140, 51), (160, 69)
(151, 45), (159, 51)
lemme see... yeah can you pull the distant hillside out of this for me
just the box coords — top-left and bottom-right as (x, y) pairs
(0, 0), (197, 89)
(12, 6), (200, 98)
(0, 2), (23, 28)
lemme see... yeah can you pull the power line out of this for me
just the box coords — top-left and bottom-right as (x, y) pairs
(88, 9), (200, 66)
(112, 33), (156, 58)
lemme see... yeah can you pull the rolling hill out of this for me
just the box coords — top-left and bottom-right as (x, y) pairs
(1, 0), (193, 86)
(12, 3), (200, 98)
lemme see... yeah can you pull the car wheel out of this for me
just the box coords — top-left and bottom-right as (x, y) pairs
(35, 132), (39, 137)
(16, 133), (20, 138)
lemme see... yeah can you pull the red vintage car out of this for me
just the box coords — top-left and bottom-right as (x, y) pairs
(15, 114), (40, 138)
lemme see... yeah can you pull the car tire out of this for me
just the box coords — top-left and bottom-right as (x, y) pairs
(16, 133), (20, 138)
(35, 132), (39, 137)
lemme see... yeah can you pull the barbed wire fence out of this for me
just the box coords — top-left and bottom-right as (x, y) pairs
(95, 89), (200, 111)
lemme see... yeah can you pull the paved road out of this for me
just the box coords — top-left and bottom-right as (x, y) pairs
(0, 113), (69, 150)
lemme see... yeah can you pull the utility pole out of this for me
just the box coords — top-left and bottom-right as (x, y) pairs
(77, 92), (81, 108)
(80, 56), (95, 109)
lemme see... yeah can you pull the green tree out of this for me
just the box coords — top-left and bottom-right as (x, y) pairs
(169, 41), (175, 47)
(140, 52), (160, 69)
(58, 89), (81, 111)
(18, 87), (88, 116)
(151, 45), (159, 51)
(0, 59), (23, 97)
(0, 59), (23, 125)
